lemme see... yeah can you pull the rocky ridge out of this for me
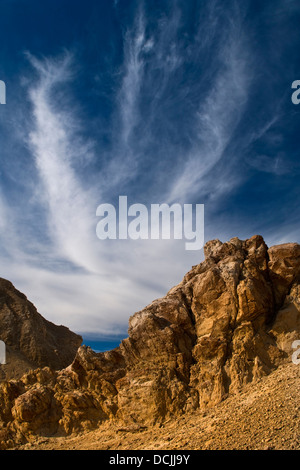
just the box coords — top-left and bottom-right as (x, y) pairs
(1, 235), (300, 449)
(0, 278), (82, 381)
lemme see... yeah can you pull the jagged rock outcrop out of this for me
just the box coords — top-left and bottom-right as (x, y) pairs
(1, 235), (300, 449)
(0, 278), (82, 382)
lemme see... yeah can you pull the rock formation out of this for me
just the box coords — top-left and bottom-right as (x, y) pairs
(1, 235), (300, 449)
(0, 278), (82, 382)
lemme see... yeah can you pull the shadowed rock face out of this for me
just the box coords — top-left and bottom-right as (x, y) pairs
(0, 278), (82, 382)
(1, 235), (300, 448)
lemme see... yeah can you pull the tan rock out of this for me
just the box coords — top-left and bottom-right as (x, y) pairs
(1, 234), (300, 448)
(0, 278), (82, 381)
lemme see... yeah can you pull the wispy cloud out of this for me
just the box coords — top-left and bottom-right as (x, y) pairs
(106, 4), (185, 194)
(5, 49), (196, 335)
(166, 5), (252, 203)
(26, 52), (101, 274)
(105, 8), (147, 189)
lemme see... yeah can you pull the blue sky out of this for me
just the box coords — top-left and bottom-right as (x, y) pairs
(0, 0), (300, 344)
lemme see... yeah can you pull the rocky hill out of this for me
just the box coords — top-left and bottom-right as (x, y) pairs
(12, 361), (300, 450)
(0, 234), (300, 450)
(0, 278), (82, 382)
